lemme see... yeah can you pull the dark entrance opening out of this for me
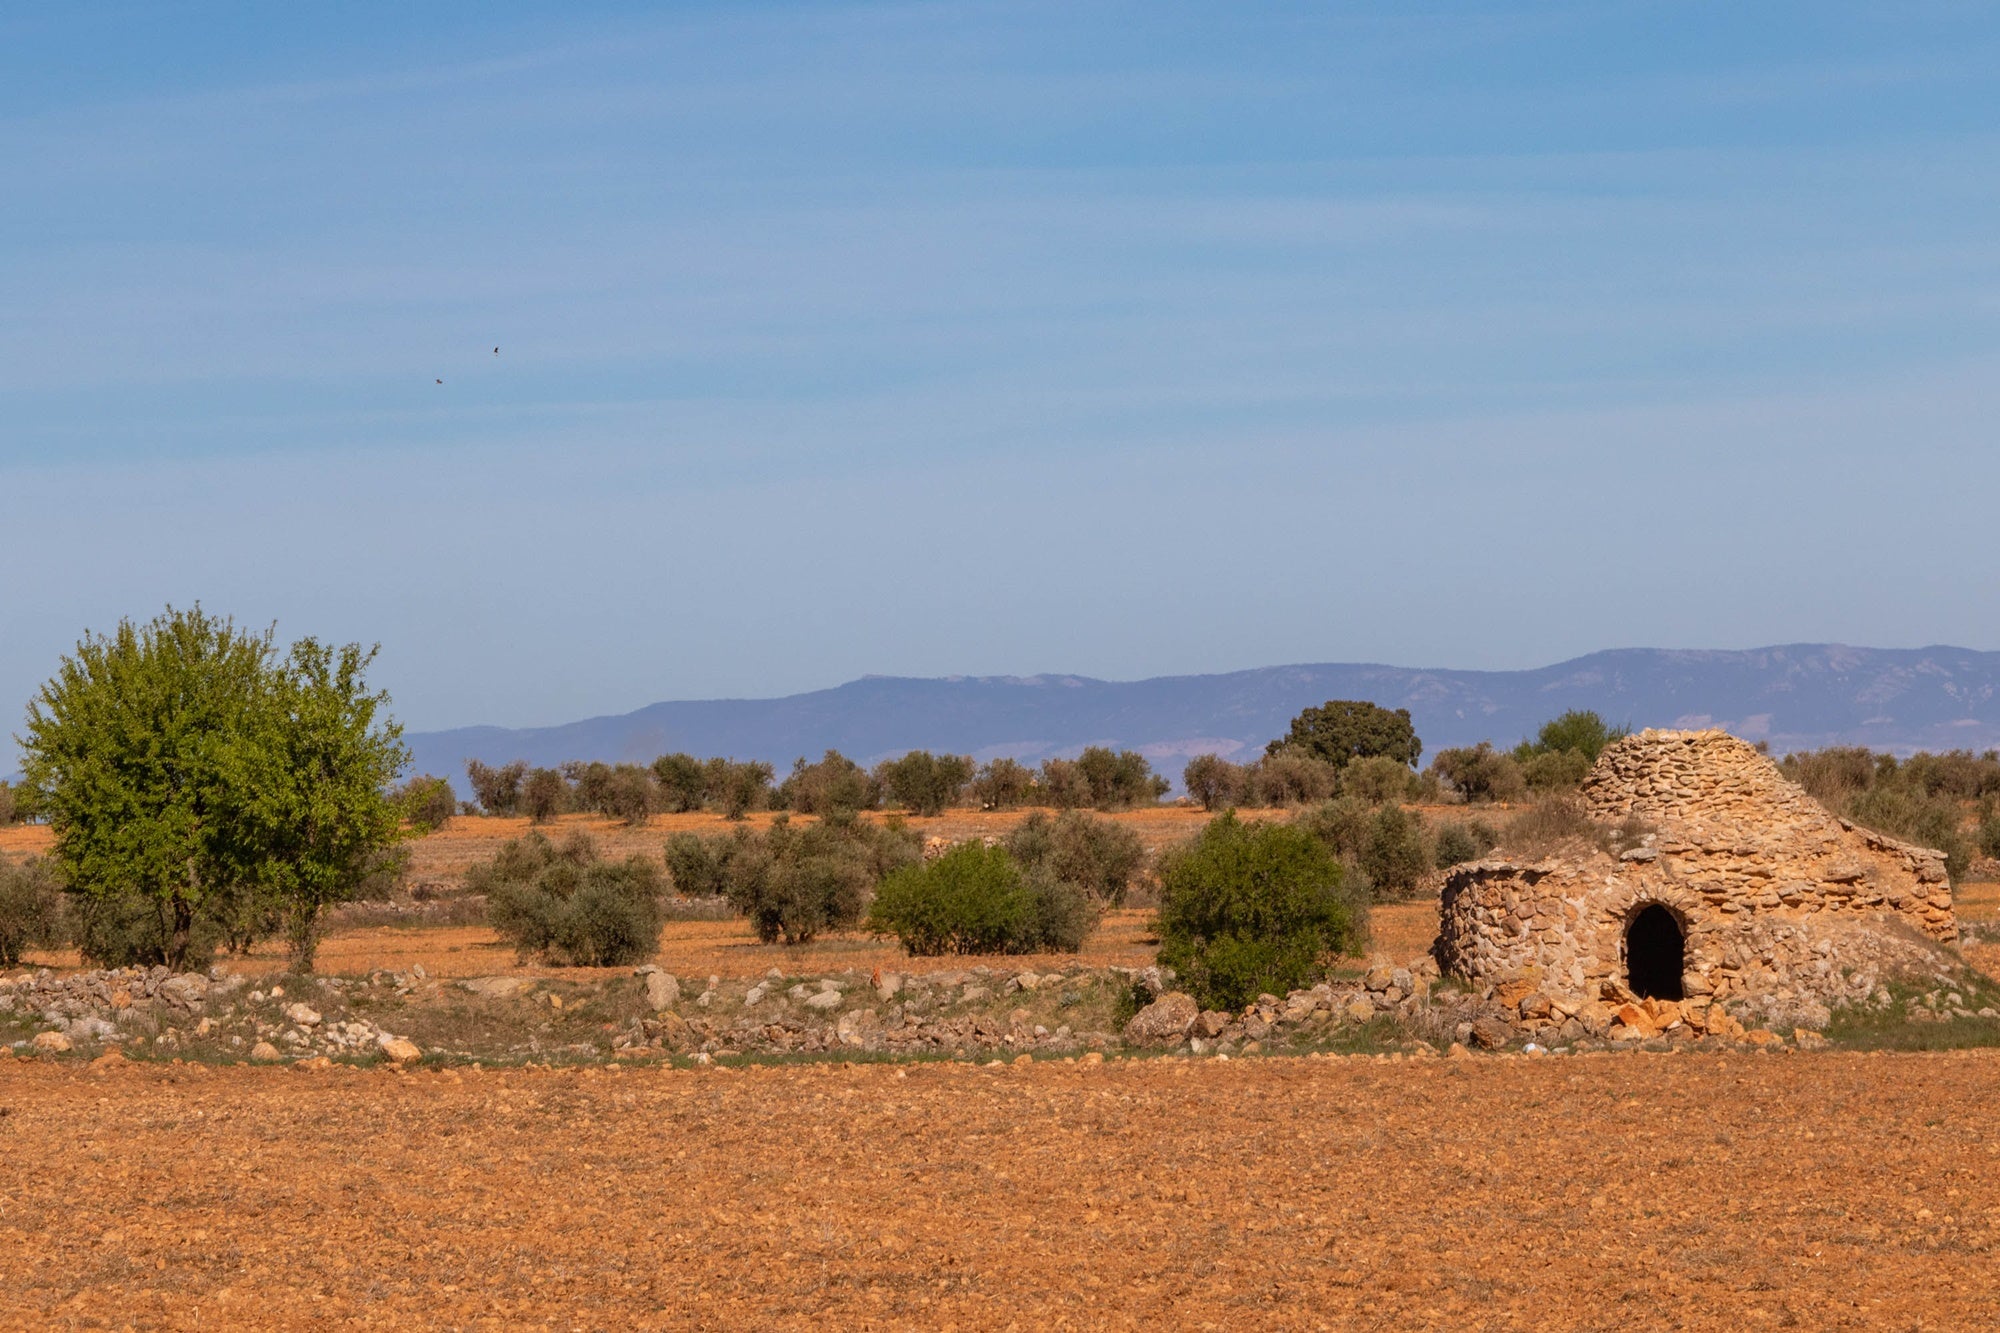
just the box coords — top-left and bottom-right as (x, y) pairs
(1626, 904), (1685, 1001)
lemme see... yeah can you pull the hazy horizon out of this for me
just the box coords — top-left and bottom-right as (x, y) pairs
(9, 4), (2000, 772)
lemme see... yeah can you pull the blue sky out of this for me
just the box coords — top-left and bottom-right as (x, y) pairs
(6, 2), (2000, 769)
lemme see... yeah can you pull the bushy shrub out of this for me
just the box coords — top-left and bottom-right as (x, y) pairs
(1359, 805), (1432, 900)
(1979, 812), (2000, 862)
(1269, 700), (1422, 770)
(465, 760), (527, 816)
(730, 821), (867, 945)
(600, 764), (654, 827)
(475, 831), (662, 966)
(1778, 746), (1881, 804)
(1433, 818), (1498, 869)
(1003, 810), (1145, 906)
(1521, 747), (1591, 793)
(1037, 758), (1092, 809)
(0, 856), (65, 966)
(1239, 751), (1340, 807)
(1074, 746), (1170, 810)
(968, 757), (1036, 809)
(776, 750), (879, 816)
(1339, 754), (1416, 805)
(522, 767), (570, 823)
(875, 750), (974, 816)
(1183, 754), (1244, 812)
(72, 890), (229, 970)
(1496, 796), (1650, 861)
(1426, 742), (1527, 804)
(650, 753), (709, 813)
(0, 781), (14, 826)
(395, 775), (457, 833)
(1293, 796), (1373, 862)
(868, 842), (1095, 956)
(1155, 813), (1367, 1012)
(1513, 711), (1628, 765)
(663, 831), (727, 896)
(706, 758), (775, 820)
(1846, 786), (1971, 881)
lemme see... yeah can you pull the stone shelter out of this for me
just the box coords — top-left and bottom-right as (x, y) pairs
(1434, 729), (1956, 1033)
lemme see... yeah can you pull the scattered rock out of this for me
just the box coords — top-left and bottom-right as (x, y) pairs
(250, 1041), (283, 1062)
(377, 1036), (422, 1063)
(1122, 992), (1197, 1046)
(804, 990), (843, 1012)
(31, 1031), (72, 1054)
(285, 1002), (322, 1027)
(459, 976), (536, 1000)
(644, 972), (681, 1011)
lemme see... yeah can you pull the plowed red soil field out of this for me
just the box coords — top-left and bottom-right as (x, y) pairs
(6, 1048), (1998, 1329)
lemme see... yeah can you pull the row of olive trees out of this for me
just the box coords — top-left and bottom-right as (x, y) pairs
(15, 606), (411, 972)
(462, 744), (1173, 825)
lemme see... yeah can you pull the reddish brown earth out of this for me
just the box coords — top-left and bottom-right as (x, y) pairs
(6, 1048), (1999, 1329)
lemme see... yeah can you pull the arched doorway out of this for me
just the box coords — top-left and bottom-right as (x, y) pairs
(1626, 904), (1685, 1001)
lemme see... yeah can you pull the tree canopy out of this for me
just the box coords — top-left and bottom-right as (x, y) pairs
(1268, 700), (1422, 770)
(19, 606), (409, 971)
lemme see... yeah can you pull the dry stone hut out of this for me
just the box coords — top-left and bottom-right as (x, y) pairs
(1434, 729), (1956, 1034)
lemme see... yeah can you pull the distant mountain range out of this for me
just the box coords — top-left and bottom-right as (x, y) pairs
(403, 644), (2000, 790)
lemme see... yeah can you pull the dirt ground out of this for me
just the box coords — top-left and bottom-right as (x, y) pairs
(5, 1047), (1997, 1330)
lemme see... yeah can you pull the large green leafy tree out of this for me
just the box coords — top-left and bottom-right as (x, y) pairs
(238, 639), (410, 971)
(21, 608), (275, 971)
(1269, 700), (1422, 770)
(19, 607), (409, 973)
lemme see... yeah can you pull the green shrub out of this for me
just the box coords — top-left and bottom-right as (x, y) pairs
(868, 842), (1095, 956)
(706, 758), (775, 820)
(1513, 710), (1627, 765)
(650, 753), (709, 813)
(1003, 810), (1145, 906)
(876, 750), (974, 816)
(1426, 743), (1527, 804)
(0, 856), (65, 966)
(776, 750), (879, 815)
(1359, 805), (1432, 900)
(1155, 813), (1366, 1012)
(1183, 754), (1244, 812)
(476, 831), (663, 966)
(465, 760), (527, 816)
(1521, 748), (1591, 793)
(1269, 700), (1421, 769)
(968, 758), (1035, 809)
(663, 832), (726, 896)
(1979, 814), (2000, 862)
(72, 890), (229, 970)
(1239, 751), (1340, 807)
(1038, 758), (1092, 809)
(724, 817), (872, 944)
(0, 781), (14, 826)
(1432, 818), (1498, 869)
(1339, 754), (1416, 805)
(1293, 796), (1374, 862)
(600, 764), (654, 826)
(521, 767), (569, 823)
(1074, 746), (1170, 810)
(395, 775), (457, 833)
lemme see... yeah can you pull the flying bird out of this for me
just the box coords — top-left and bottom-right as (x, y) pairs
(493, 346), (500, 354)
(435, 378), (443, 385)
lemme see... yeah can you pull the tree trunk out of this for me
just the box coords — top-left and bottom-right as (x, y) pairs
(168, 894), (193, 973)
(288, 901), (320, 973)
